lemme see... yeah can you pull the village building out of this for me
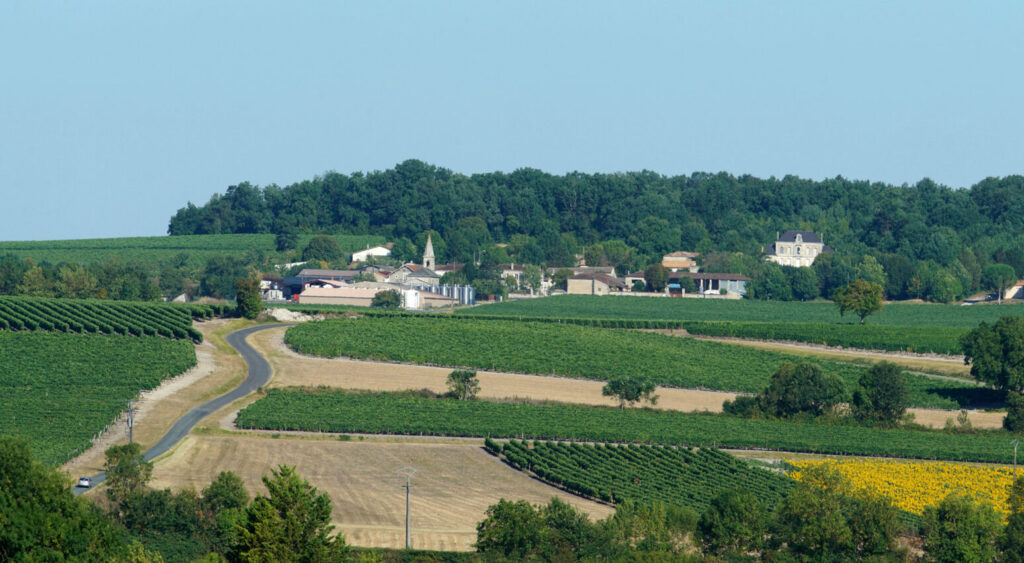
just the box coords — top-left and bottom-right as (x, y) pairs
(669, 272), (750, 297)
(661, 251), (700, 272)
(765, 231), (832, 267)
(566, 273), (628, 295)
(351, 244), (392, 262)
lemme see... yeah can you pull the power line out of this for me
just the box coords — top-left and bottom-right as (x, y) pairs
(396, 466), (418, 550)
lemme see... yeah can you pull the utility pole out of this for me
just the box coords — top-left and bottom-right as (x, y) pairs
(396, 467), (418, 549)
(126, 399), (135, 444)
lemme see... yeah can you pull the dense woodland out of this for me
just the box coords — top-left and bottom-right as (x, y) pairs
(168, 160), (1024, 302)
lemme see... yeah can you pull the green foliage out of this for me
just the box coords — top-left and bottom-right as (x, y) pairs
(698, 489), (767, 557)
(852, 362), (910, 427)
(921, 494), (1002, 563)
(0, 436), (128, 561)
(232, 465), (347, 562)
(601, 377), (658, 408)
(282, 317), (977, 408)
(757, 362), (845, 419)
(104, 442), (154, 507)
(302, 235), (345, 263)
(961, 316), (1024, 394)
(496, 440), (792, 512)
(274, 231), (299, 252)
(0, 295), (205, 341)
(237, 390), (1023, 463)
(446, 370), (480, 400)
(474, 499), (546, 559)
(771, 464), (904, 560)
(1002, 476), (1024, 562)
(1004, 392), (1024, 433)
(0, 331), (197, 465)
(643, 263), (668, 292)
(833, 279), (884, 324)
(370, 289), (401, 309)
(234, 277), (263, 319)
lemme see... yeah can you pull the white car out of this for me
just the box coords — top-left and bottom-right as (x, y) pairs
(77, 476), (92, 488)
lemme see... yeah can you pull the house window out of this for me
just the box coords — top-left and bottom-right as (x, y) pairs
(796, 234), (803, 243)
(796, 246), (801, 255)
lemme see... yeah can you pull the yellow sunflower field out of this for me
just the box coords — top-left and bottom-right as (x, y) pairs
(786, 458), (1018, 517)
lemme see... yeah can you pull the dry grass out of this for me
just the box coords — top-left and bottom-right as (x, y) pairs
(149, 433), (614, 551)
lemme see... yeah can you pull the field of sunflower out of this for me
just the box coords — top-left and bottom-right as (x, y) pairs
(786, 458), (1018, 518)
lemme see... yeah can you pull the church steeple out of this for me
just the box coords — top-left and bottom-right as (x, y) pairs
(423, 234), (435, 270)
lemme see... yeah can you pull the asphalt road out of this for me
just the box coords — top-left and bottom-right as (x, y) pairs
(73, 323), (290, 494)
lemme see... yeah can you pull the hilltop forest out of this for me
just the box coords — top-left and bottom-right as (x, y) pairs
(168, 160), (1024, 302)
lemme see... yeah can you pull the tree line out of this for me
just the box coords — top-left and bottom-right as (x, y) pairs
(168, 160), (1024, 302)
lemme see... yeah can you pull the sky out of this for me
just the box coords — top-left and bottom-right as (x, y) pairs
(2, 2), (1022, 241)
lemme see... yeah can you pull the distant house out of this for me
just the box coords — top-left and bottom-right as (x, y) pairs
(624, 271), (646, 289)
(351, 244), (392, 262)
(282, 269), (361, 296)
(765, 231), (832, 267)
(260, 277), (285, 301)
(670, 272), (750, 296)
(298, 285), (456, 310)
(662, 251), (700, 272)
(567, 273), (628, 295)
(387, 264), (440, 286)
(499, 263), (528, 285)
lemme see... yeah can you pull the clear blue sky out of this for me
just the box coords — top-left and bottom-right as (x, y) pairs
(2, 2), (1022, 241)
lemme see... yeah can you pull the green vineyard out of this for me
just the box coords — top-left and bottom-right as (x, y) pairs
(283, 317), (984, 409)
(487, 439), (793, 513)
(236, 390), (1017, 464)
(0, 296), (225, 341)
(0, 331), (197, 466)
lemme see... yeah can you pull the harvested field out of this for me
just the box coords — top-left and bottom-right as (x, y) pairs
(149, 434), (613, 551)
(253, 328), (738, 412)
(908, 408), (1004, 430)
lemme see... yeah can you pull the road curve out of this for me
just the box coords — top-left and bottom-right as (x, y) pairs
(74, 323), (290, 494)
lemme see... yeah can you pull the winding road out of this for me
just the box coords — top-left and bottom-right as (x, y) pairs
(74, 323), (289, 495)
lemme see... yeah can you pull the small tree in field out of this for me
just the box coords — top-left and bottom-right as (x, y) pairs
(602, 377), (659, 409)
(833, 279), (883, 324)
(447, 369), (480, 400)
(235, 277), (263, 319)
(851, 362), (909, 427)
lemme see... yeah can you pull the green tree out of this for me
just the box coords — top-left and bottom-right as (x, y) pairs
(105, 442), (154, 508)
(0, 436), (128, 561)
(855, 255), (888, 289)
(603, 499), (697, 555)
(234, 278), (263, 319)
(833, 279), (884, 323)
(56, 264), (99, 299)
(302, 235), (344, 263)
(370, 289), (401, 309)
(749, 263), (793, 301)
(446, 369), (480, 400)
(982, 263), (1017, 304)
(233, 466), (347, 562)
(1004, 392), (1024, 433)
(602, 377), (659, 409)
(1002, 475), (1024, 562)
(274, 231), (299, 252)
(921, 494), (1002, 563)
(550, 268), (573, 292)
(678, 276), (697, 294)
(521, 265), (542, 294)
(771, 464), (853, 558)
(785, 266), (820, 301)
(644, 263), (668, 292)
(851, 362), (910, 427)
(759, 362), (845, 419)
(960, 316), (1024, 394)
(475, 499), (546, 559)
(698, 489), (766, 557)
(17, 265), (55, 297)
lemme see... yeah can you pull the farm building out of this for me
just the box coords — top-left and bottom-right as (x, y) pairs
(351, 244), (392, 262)
(567, 274), (628, 295)
(669, 272), (750, 296)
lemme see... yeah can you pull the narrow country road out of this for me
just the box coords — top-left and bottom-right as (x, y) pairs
(74, 323), (290, 495)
